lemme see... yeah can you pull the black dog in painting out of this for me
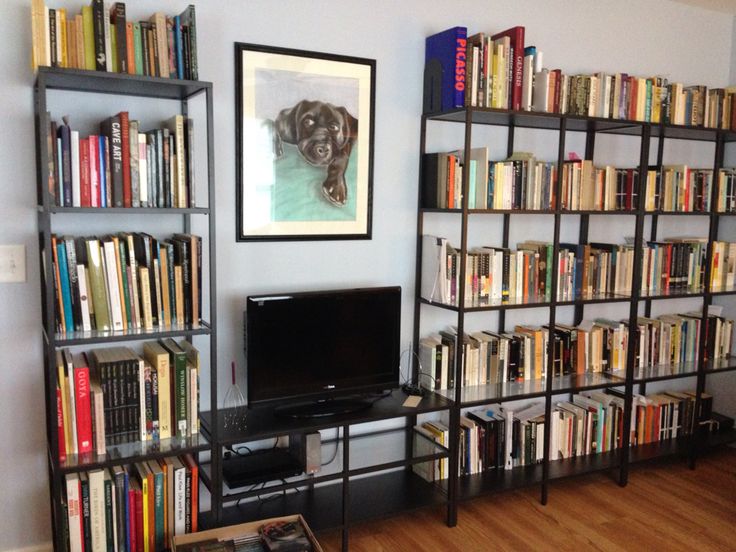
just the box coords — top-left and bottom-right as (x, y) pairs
(272, 100), (358, 206)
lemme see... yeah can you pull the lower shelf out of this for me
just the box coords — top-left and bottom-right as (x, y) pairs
(201, 470), (447, 532)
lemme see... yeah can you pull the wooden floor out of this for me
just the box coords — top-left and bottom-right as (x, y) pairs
(318, 447), (736, 552)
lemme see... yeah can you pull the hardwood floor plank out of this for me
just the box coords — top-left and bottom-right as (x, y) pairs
(317, 447), (736, 551)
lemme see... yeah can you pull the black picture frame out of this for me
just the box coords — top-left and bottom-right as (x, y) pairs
(235, 43), (376, 241)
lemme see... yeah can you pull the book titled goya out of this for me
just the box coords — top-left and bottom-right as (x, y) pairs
(424, 26), (468, 112)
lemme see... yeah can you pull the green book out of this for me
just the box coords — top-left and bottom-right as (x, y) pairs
(110, 24), (117, 73)
(159, 338), (188, 438)
(103, 472), (114, 552)
(82, 6), (96, 70)
(85, 238), (111, 331)
(546, 244), (553, 302)
(147, 460), (165, 550)
(116, 237), (132, 328)
(133, 23), (144, 76)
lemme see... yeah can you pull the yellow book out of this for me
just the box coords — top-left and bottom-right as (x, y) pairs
(58, 8), (67, 68)
(31, 0), (50, 70)
(82, 6), (95, 70)
(139, 266), (153, 330)
(159, 245), (171, 327)
(111, 236), (127, 331)
(56, 350), (72, 456)
(143, 341), (171, 440)
(174, 265), (184, 325)
(75, 15), (85, 70)
(66, 18), (76, 69)
(135, 462), (151, 552)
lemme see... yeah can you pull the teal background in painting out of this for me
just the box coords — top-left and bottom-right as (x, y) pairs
(271, 141), (358, 222)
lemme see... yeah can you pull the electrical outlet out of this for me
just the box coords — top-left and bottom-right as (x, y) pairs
(0, 245), (26, 283)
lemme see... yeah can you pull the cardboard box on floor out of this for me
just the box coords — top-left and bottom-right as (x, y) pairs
(171, 514), (324, 551)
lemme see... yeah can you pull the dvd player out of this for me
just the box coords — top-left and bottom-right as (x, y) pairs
(222, 448), (303, 488)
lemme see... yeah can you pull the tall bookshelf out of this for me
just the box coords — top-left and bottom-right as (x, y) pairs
(412, 106), (736, 526)
(34, 67), (218, 549)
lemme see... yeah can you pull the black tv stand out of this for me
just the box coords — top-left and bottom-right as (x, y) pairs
(274, 398), (373, 418)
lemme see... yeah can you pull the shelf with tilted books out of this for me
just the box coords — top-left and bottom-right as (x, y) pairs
(35, 61), (218, 546)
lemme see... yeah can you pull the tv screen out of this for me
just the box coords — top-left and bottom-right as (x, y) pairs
(245, 286), (401, 408)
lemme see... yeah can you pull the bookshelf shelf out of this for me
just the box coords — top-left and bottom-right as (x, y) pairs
(52, 433), (210, 474)
(49, 321), (212, 346)
(201, 470), (447, 533)
(43, 206), (210, 215)
(420, 293), (632, 313)
(37, 66), (211, 100)
(35, 65), (219, 548)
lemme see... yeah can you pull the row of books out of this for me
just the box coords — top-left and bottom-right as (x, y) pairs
(426, 25), (736, 129)
(63, 455), (198, 552)
(50, 233), (202, 334)
(641, 239), (707, 295)
(418, 312), (733, 390)
(414, 390), (719, 481)
(421, 150), (733, 214)
(56, 340), (200, 461)
(425, 26), (735, 128)
(46, 112), (195, 208)
(421, 236), (635, 306)
(31, 1), (198, 80)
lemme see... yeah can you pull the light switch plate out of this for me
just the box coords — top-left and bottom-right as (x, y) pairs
(0, 245), (26, 283)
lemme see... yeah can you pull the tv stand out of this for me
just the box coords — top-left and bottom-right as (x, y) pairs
(274, 398), (373, 418)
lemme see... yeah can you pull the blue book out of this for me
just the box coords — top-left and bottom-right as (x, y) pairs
(98, 136), (107, 207)
(56, 241), (75, 333)
(425, 26), (468, 112)
(174, 15), (184, 79)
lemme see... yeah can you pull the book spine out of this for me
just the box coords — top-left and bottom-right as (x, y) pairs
(112, 2), (127, 72)
(119, 112), (131, 207)
(91, 0), (106, 71)
(133, 22), (144, 76)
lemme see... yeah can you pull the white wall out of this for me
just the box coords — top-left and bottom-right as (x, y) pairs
(0, 0), (734, 548)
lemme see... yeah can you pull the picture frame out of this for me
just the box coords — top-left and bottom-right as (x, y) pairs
(235, 43), (376, 241)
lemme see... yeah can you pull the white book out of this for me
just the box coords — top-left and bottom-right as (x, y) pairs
(71, 130), (81, 207)
(138, 134), (148, 206)
(102, 239), (124, 330)
(88, 469), (107, 552)
(502, 406), (514, 470)
(189, 363), (198, 436)
(76, 264), (92, 331)
(102, 2), (112, 72)
(62, 350), (78, 455)
(137, 357), (146, 442)
(532, 69), (550, 113)
(65, 473), (84, 552)
(522, 53), (534, 111)
(107, 471), (118, 552)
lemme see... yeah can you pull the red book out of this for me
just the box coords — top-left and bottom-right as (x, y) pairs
(79, 138), (91, 207)
(625, 169), (634, 211)
(182, 453), (199, 532)
(56, 384), (66, 462)
(118, 111), (132, 207)
(126, 22), (136, 75)
(128, 482), (137, 552)
(447, 154), (455, 209)
(552, 69), (562, 114)
(88, 135), (100, 208)
(72, 353), (93, 454)
(628, 77), (638, 121)
(135, 486), (144, 552)
(490, 26), (524, 111)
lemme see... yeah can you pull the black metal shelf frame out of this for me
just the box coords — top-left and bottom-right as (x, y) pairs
(35, 66), (218, 550)
(412, 105), (735, 528)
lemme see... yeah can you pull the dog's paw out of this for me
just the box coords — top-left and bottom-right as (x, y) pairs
(322, 179), (347, 206)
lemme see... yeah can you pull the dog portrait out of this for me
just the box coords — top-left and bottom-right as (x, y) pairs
(272, 99), (358, 206)
(236, 43), (375, 241)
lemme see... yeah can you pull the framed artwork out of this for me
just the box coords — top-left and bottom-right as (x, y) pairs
(235, 43), (376, 241)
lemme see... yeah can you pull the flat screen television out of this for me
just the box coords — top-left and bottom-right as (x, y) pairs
(245, 286), (401, 417)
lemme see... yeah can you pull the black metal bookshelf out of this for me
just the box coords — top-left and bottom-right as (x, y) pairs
(412, 103), (735, 527)
(34, 66), (218, 550)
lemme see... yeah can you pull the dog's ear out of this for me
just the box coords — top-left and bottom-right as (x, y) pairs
(338, 107), (358, 140)
(274, 100), (309, 144)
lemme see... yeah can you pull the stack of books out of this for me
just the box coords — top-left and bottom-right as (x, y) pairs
(710, 241), (736, 290)
(421, 236), (634, 307)
(643, 166), (713, 212)
(55, 340), (200, 461)
(426, 25), (736, 128)
(419, 312), (733, 390)
(640, 238), (708, 295)
(46, 112), (195, 209)
(49, 233), (202, 334)
(716, 168), (736, 213)
(30, 1), (198, 80)
(559, 160), (639, 211)
(64, 454), (199, 552)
